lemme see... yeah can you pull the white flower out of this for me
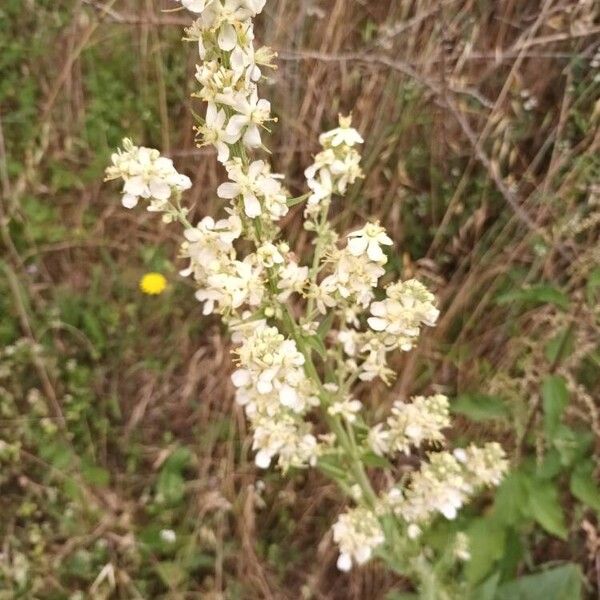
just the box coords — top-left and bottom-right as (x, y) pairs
(347, 222), (393, 264)
(319, 114), (364, 148)
(217, 158), (282, 218)
(307, 169), (334, 205)
(179, 214), (241, 280)
(370, 394), (450, 456)
(328, 397), (362, 423)
(224, 91), (271, 148)
(159, 529), (177, 543)
(196, 103), (238, 163)
(387, 444), (507, 527)
(332, 507), (384, 571)
(105, 139), (191, 210)
(256, 242), (284, 268)
(368, 279), (439, 350)
(277, 261), (309, 301)
(179, 0), (212, 13)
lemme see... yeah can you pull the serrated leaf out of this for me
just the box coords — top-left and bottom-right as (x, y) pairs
(465, 518), (506, 585)
(493, 471), (529, 526)
(495, 563), (582, 600)
(525, 480), (567, 540)
(570, 462), (600, 512)
(452, 393), (509, 421)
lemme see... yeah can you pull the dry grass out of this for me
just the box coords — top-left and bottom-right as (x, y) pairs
(1, 0), (599, 598)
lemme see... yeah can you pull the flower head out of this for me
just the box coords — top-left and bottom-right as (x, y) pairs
(140, 272), (167, 295)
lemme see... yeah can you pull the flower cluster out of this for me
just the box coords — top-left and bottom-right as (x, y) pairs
(369, 394), (450, 456)
(368, 279), (440, 351)
(106, 0), (509, 579)
(105, 139), (192, 214)
(304, 115), (364, 218)
(385, 443), (508, 531)
(332, 506), (385, 572)
(232, 325), (319, 470)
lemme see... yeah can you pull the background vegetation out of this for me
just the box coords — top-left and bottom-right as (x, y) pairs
(1, 0), (599, 598)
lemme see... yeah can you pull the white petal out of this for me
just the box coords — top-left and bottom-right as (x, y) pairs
(218, 23), (237, 51)
(121, 194), (139, 209)
(369, 301), (386, 317)
(367, 317), (388, 332)
(123, 176), (147, 197)
(231, 369), (251, 388)
(337, 553), (352, 572)
(279, 385), (299, 410)
(255, 450), (271, 469)
(217, 182), (240, 199)
(243, 124), (262, 148)
(215, 142), (230, 164)
(149, 179), (171, 200)
(355, 546), (372, 564)
(244, 194), (261, 218)
(347, 236), (368, 256)
(366, 242), (385, 263)
(226, 114), (247, 138)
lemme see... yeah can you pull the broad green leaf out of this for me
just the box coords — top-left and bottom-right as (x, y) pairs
(541, 375), (568, 440)
(452, 393), (509, 421)
(470, 572), (499, 600)
(496, 285), (569, 310)
(495, 563), (583, 600)
(525, 480), (567, 540)
(465, 518), (506, 585)
(493, 471), (529, 526)
(553, 425), (593, 467)
(570, 462), (600, 512)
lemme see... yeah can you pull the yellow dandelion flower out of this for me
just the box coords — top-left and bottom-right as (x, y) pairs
(139, 272), (167, 295)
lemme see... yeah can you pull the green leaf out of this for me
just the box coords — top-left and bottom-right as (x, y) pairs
(495, 563), (583, 600)
(570, 462), (600, 512)
(553, 425), (592, 467)
(541, 375), (568, 440)
(81, 461), (110, 487)
(452, 393), (509, 421)
(465, 518), (506, 585)
(303, 333), (327, 359)
(286, 192), (309, 207)
(361, 451), (392, 469)
(493, 471), (529, 526)
(316, 311), (335, 342)
(496, 285), (569, 310)
(470, 572), (500, 600)
(154, 561), (186, 589)
(585, 267), (600, 305)
(525, 480), (567, 540)
(544, 327), (574, 365)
